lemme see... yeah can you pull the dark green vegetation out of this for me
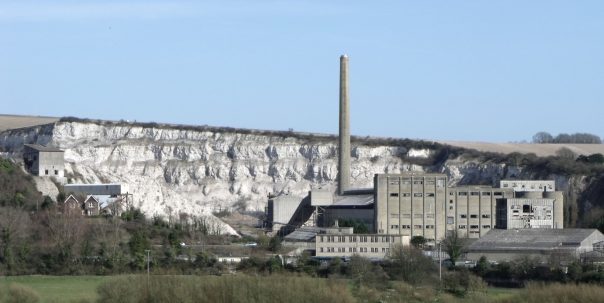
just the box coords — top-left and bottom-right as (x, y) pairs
(532, 131), (602, 144)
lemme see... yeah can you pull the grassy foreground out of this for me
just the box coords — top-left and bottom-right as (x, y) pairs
(0, 276), (107, 303)
(0, 275), (602, 303)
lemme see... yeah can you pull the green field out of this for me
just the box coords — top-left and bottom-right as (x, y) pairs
(1, 276), (108, 303)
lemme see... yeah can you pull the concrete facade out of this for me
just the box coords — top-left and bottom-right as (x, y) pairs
(315, 234), (409, 260)
(267, 195), (305, 232)
(447, 186), (514, 238)
(374, 173), (448, 242)
(496, 198), (556, 229)
(22, 144), (64, 178)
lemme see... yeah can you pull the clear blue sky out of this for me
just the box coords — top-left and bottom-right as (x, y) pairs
(1, 1), (603, 142)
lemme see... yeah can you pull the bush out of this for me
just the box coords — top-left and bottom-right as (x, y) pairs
(96, 275), (356, 303)
(5, 283), (40, 303)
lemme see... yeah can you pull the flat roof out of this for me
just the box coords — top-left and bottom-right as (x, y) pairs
(24, 144), (63, 152)
(468, 229), (601, 252)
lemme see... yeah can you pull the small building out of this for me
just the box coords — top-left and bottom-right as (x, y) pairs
(64, 183), (131, 216)
(22, 144), (64, 178)
(466, 229), (604, 263)
(63, 194), (83, 215)
(315, 233), (409, 260)
(83, 195), (100, 216)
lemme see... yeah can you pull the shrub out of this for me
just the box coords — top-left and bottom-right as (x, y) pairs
(5, 283), (40, 303)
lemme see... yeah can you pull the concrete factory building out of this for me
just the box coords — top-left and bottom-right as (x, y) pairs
(266, 55), (567, 259)
(22, 144), (64, 178)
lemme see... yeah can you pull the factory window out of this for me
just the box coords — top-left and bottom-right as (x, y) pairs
(482, 225), (491, 229)
(450, 200), (454, 204)
(413, 181), (423, 185)
(460, 214), (467, 219)
(402, 225), (410, 229)
(414, 193), (423, 197)
(458, 192), (467, 196)
(402, 214), (411, 218)
(426, 214), (434, 218)
(425, 193), (435, 197)
(426, 180), (435, 185)
(360, 236), (368, 242)
(458, 225), (466, 229)
(449, 206), (453, 210)
(470, 192), (480, 196)
(450, 192), (455, 196)
(494, 192), (503, 196)
(425, 225), (434, 229)
(414, 213), (423, 218)
(320, 248), (323, 253)
(54, 170), (59, 175)
(402, 193), (411, 197)
(470, 225), (479, 229)
(45, 169), (48, 175)
(503, 183), (509, 187)
(390, 213), (399, 218)
(447, 217), (454, 224)
(349, 236), (356, 242)
(482, 192), (491, 196)
(391, 225), (399, 229)
(401, 180), (411, 185)
(413, 225), (422, 229)
(470, 214), (478, 218)
(482, 214), (491, 218)
(383, 236), (389, 242)
(523, 205), (531, 213)
(389, 181), (399, 185)
(390, 193), (399, 197)
(382, 248), (386, 253)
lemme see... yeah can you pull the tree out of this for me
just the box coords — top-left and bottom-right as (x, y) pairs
(410, 236), (427, 249)
(268, 236), (282, 253)
(386, 245), (436, 285)
(532, 132), (554, 143)
(442, 231), (465, 265)
(556, 147), (576, 160)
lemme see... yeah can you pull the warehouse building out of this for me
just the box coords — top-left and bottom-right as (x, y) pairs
(466, 229), (604, 263)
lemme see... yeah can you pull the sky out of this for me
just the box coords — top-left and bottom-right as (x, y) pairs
(1, 1), (603, 142)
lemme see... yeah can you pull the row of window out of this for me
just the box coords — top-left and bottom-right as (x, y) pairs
(450, 191), (504, 196)
(319, 236), (395, 243)
(319, 247), (391, 254)
(459, 214), (491, 219)
(44, 169), (60, 176)
(457, 225), (490, 229)
(389, 213), (436, 218)
(390, 224), (435, 229)
(389, 192), (436, 198)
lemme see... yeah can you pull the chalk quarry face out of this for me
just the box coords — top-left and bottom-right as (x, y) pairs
(0, 121), (554, 234)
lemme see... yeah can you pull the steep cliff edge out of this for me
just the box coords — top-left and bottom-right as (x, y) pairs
(1, 118), (602, 231)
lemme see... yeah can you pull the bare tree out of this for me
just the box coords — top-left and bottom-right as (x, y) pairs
(442, 231), (466, 265)
(532, 132), (554, 143)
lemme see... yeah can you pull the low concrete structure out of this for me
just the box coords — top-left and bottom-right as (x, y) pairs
(22, 144), (64, 178)
(466, 229), (604, 263)
(315, 233), (409, 260)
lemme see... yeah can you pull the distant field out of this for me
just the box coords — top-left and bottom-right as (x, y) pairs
(439, 140), (604, 157)
(1, 275), (107, 303)
(0, 114), (59, 132)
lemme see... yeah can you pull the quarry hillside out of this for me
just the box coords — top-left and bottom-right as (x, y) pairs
(1, 117), (604, 232)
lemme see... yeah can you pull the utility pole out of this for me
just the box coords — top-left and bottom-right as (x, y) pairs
(145, 249), (150, 291)
(438, 242), (442, 282)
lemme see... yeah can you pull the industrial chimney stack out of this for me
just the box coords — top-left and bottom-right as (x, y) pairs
(338, 55), (350, 195)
